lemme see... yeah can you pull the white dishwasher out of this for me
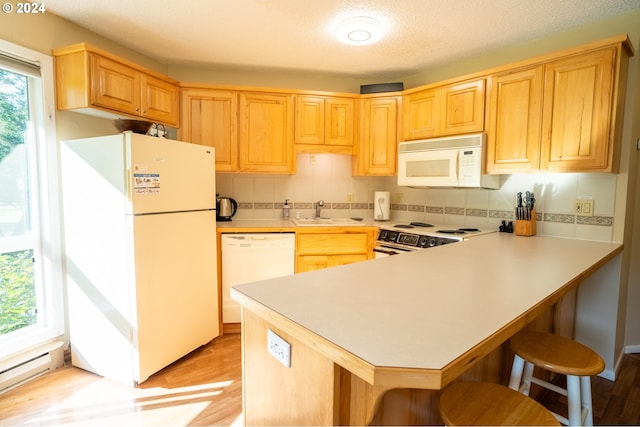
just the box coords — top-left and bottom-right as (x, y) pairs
(221, 233), (295, 323)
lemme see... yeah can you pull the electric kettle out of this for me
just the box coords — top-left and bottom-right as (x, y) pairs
(216, 196), (238, 221)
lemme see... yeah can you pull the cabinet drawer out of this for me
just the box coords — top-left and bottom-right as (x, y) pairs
(297, 233), (368, 254)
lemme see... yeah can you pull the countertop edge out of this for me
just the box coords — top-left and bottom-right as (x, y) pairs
(231, 235), (623, 389)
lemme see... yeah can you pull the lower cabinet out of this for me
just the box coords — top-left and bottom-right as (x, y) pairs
(296, 230), (375, 273)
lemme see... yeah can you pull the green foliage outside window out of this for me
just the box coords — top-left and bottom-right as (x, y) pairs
(0, 68), (35, 334)
(0, 250), (36, 334)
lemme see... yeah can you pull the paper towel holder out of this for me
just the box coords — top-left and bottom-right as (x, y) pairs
(374, 191), (390, 221)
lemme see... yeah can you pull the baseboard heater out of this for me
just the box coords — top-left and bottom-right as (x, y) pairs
(0, 341), (64, 394)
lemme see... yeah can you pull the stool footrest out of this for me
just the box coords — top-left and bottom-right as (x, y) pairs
(531, 377), (568, 397)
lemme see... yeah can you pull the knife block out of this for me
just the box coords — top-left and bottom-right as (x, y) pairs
(515, 210), (536, 236)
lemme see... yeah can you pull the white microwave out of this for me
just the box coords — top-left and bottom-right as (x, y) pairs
(397, 133), (500, 189)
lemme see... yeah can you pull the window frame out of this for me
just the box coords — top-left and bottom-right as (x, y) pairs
(0, 38), (64, 361)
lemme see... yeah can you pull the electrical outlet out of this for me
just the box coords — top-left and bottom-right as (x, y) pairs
(346, 193), (354, 203)
(267, 329), (291, 368)
(393, 192), (403, 204)
(309, 154), (317, 165)
(574, 199), (594, 217)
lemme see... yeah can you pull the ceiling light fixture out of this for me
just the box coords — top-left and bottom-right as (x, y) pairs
(336, 16), (383, 46)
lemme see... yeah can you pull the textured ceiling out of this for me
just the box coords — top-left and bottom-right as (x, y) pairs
(47, 0), (640, 80)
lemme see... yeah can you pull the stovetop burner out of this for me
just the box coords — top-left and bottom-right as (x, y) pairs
(393, 222), (434, 229)
(411, 221), (434, 227)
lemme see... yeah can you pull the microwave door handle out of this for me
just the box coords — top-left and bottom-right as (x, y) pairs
(453, 150), (460, 185)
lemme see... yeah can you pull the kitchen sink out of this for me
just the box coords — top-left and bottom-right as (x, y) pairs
(292, 217), (364, 226)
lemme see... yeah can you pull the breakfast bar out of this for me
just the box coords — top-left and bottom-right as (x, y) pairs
(231, 233), (622, 425)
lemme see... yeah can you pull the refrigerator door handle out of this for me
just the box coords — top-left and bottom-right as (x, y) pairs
(126, 170), (132, 201)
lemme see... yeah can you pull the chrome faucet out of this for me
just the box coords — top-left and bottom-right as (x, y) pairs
(315, 200), (325, 218)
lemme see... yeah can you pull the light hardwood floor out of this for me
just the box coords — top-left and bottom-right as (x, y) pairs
(0, 334), (242, 426)
(1, 333), (638, 426)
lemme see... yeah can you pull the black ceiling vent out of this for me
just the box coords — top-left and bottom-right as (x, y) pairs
(360, 82), (404, 94)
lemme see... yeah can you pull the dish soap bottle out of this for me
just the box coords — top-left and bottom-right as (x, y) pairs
(282, 199), (291, 220)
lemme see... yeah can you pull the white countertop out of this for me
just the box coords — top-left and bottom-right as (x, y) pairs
(232, 233), (622, 378)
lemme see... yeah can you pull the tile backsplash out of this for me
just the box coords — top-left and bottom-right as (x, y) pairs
(216, 153), (616, 242)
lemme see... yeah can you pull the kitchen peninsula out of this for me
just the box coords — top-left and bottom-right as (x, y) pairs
(231, 233), (622, 425)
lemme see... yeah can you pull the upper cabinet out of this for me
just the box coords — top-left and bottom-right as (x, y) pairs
(486, 66), (544, 172)
(180, 87), (238, 171)
(540, 47), (620, 172)
(402, 78), (485, 140)
(487, 38), (632, 173)
(353, 95), (400, 176)
(54, 36), (631, 175)
(53, 44), (180, 127)
(239, 92), (295, 174)
(294, 95), (355, 153)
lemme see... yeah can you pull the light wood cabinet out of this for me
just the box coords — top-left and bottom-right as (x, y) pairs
(295, 230), (374, 273)
(239, 92), (295, 173)
(540, 47), (620, 172)
(487, 43), (629, 173)
(180, 88), (238, 171)
(353, 96), (400, 176)
(140, 74), (180, 126)
(486, 66), (544, 172)
(402, 88), (438, 140)
(294, 95), (355, 153)
(402, 79), (485, 140)
(89, 54), (140, 117)
(53, 43), (179, 126)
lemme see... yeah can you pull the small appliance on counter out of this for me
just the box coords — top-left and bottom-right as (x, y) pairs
(216, 195), (238, 221)
(374, 191), (390, 221)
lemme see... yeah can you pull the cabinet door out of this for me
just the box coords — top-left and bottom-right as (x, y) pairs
(296, 255), (330, 273)
(295, 95), (324, 145)
(325, 97), (354, 146)
(440, 79), (485, 136)
(331, 254), (368, 267)
(90, 54), (140, 116)
(402, 88), (438, 140)
(141, 74), (179, 126)
(239, 92), (294, 173)
(297, 253), (368, 273)
(356, 96), (399, 176)
(180, 88), (238, 171)
(540, 47), (617, 171)
(486, 66), (544, 173)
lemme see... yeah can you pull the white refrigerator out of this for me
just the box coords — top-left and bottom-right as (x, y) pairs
(60, 132), (218, 385)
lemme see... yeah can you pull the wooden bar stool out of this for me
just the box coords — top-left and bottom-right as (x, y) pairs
(439, 381), (560, 426)
(508, 330), (605, 426)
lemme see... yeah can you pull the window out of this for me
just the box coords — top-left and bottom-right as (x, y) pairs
(0, 39), (63, 361)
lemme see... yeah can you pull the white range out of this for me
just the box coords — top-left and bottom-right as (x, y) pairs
(374, 221), (496, 257)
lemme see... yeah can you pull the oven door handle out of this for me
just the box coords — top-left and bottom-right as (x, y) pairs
(373, 247), (397, 256)
(374, 245), (414, 255)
